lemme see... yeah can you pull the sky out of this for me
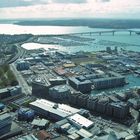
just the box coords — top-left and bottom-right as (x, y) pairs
(0, 0), (140, 19)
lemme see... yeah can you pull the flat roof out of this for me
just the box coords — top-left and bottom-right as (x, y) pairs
(76, 128), (93, 138)
(30, 99), (80, 118)
(69, 77), (91, 85)
(0, 113), (11, 122)
(32, 119), (49, 126)
(68, 113), (93, 129)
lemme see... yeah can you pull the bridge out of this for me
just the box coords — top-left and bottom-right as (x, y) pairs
(70, 29), (140, 36)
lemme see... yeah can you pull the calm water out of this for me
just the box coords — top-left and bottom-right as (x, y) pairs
(0, 23), (140, 93)
(0, 23), (140, 51)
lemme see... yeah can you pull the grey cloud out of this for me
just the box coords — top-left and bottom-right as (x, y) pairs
(52, 0), (86, 3)
(0, 0), (109, 8)
(0, 0), (47, 8)
(96, 0), (110, 2)
(0, 0), (87, 8)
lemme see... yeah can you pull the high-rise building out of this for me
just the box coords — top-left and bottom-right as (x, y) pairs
(32, 77), (51, 99)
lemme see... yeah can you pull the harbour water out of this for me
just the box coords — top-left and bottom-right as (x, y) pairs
(0, 23), (140, 94)
(0, 23), (140, 52)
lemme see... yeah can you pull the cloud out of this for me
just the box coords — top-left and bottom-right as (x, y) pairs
(0, 0), (140, 19)
(52, 0), (86, 3)
(96, 0), (110, 2)
(0, 0), (87, 8)
(0, 0), (48, 8)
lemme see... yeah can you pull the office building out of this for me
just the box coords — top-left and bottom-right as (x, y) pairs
(49, 85), (70, 101)
(68, 76), (92, 93)
(32, 77), (51, 99)
(16, 60), (30, 71)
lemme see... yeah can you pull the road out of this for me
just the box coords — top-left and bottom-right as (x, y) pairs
(8, 44), (26, 64)
(10, 63), (32, 95)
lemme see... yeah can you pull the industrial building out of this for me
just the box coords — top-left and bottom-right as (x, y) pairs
(68, 113), (94, 129)
(30, 99), (80, 121)
(0, 113), (12, 136)
(68, 76), (92, 93)
(32, 77), (51, 99)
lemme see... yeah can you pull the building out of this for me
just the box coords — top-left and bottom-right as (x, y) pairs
(77, 94), (89, 108)
(87, 96), (98, 111)
(68, 92), (82, 106)
(30, 99), (80, 121)
(115, 92), (128, 101)
(0, 103), (5, 111)
(16, 60), (30, 71)
(128, 98), (140, 109)
(37, 130), (51, 140)
(49, 77), (66, 86)
(0, 86), (22, 100)
(68, 113), (94, 129)
(49, 85), (71, 101)
(0, 113), (12, 136)
(63, 63), (76, 68)
(96, 96), (109, 114)
(18, 107), (35, 121)
(76, 128), (93, 139)
(111, 102), (129, 119)
(32, 118), (49, 129)
(92, 76), (125, 90)
(32, 77), (51, 99)
(68, 76), (92, 93)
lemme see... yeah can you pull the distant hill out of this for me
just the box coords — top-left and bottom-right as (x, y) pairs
(15, 19), (140, 29)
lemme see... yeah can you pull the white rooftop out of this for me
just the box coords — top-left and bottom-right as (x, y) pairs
(30, 99), (80, 118)
(68, 113), (94, 129)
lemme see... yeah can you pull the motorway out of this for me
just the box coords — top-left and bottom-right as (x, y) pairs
(10, 63), (32, 95)
(8, 44), (26, 64)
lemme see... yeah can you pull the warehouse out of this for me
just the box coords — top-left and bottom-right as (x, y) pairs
(30, 99), (80, 121)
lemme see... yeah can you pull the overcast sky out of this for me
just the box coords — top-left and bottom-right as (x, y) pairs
(0, 0), (140, 19)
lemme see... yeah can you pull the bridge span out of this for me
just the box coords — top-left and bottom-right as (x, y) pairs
(70, 29), (140, 36)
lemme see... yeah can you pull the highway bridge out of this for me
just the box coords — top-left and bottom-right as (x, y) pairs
(70, 29), (140, 36)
